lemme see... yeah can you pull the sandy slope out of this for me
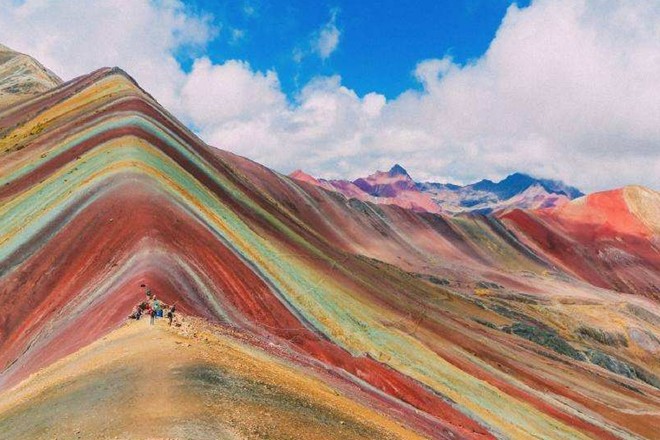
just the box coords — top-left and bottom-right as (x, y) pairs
(0, 317), (424, 440)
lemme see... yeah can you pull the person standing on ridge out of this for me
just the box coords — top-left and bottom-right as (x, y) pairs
(141, 283), (153, 299)
(167, 304), (176, 326)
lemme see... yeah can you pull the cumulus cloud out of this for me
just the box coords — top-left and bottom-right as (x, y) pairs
(0, 0), (216, 115)
(179, 57), (289, 158)
(388, 0), (660, 189)
(0, 0), (658, 191)
(200, 0), (660, 190)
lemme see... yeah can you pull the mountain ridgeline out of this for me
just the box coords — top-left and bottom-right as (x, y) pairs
(0, 44), (62, 110)
(292, 164), (584, 214)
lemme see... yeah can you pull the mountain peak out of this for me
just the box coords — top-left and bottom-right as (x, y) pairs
(471, 172), (583, 200)
(289, 169), (320, 185)
(0, 43), (62, 109)
(388, 164), (409, 177)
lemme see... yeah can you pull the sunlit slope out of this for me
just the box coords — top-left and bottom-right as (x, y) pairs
(0, 67), (659, 439)
(501, 186), (660, 300)
(0, 319), (427, 440)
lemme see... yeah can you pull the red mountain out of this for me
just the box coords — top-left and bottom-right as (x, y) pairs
(501, 186), (660, 300)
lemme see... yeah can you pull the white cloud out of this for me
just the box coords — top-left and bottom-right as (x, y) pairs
(390, 0), (660, 189)
(294, 8), (341, 64)
(229, 28), (246, 45)
(314, 9), (341, 60)
(0, 0), (216, 115)
(181, 58), (284, 124)
(179, 57), (289, 159)
(0, 0), (658, 191)
(207, 0), (660, 191)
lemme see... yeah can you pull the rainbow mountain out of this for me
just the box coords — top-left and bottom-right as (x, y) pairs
(0, 45), (659, 439)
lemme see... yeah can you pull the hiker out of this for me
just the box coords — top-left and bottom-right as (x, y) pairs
(150, 308), (156, 325)
(143, 284), (153, 299)
(128, 305), (142, 320)
(167, 305), (175, 326)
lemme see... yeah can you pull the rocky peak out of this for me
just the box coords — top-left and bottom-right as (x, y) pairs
(0, 43), (62, 109)
(388, 164), (410, 178)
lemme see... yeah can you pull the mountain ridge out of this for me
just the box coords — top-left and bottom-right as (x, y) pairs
(291, 165), (584, 214)
(0, 44), (62, 109)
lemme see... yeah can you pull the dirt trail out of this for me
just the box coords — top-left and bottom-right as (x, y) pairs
(0, 317), (425, 440)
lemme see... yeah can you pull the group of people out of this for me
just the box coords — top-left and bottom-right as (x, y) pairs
(128, 284), (177, 326)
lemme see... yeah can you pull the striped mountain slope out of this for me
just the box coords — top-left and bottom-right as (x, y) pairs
(0, 65), (659, 439)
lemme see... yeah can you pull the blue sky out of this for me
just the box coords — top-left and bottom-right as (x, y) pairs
(183, 0), (530, 98)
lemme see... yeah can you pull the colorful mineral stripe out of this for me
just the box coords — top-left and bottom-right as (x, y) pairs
(1, 68), (658, 439)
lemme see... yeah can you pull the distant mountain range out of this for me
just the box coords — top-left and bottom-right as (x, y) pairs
(290, 165), (584, 214)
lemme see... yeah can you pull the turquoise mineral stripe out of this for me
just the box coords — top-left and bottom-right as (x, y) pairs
(2, 110), (331, 262)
